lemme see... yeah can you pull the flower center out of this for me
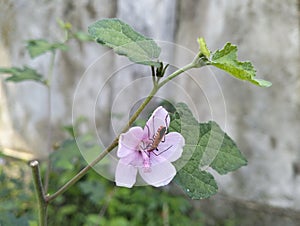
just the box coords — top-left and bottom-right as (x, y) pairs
(138, 140), (152, 172)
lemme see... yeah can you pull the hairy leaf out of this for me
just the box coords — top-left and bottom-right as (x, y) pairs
(198, 121), (247, 174)
(88, 18), (161, 67)
(170, 103), (247, 199)
(175, 169), (218, 199)
(26, 39), (67, 58)
(211, 43), (271, 87)
(197, 37), (210, 58)
(0, 66), (45, 84)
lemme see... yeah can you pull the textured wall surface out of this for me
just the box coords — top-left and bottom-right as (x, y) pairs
(0, 0), (299, 214)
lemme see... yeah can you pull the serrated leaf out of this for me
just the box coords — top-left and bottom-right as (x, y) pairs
(26, 39), (67, 58)
(197, 37), (210, 58)
(211, 43), (271, 87)
(170, 103), (247, 199)
(88, 18), (161, 67)
(199, 121), (247, 174)
(0, 66), (45, 83)
(175, 170), (218, 199)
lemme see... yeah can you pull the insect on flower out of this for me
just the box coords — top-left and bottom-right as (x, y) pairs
(145, 114), (174, 157)
(115, 106), (185, 188)
(147, 125), (167, 152)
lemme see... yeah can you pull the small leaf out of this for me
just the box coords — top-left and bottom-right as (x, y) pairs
(57, 18), (72, 30)
(88, 18), (161, 67)
(211, 43), (271, 87)
(26, 39), (67, 58)
(197, 37), (210, 58)
(0, 66), (45, 84)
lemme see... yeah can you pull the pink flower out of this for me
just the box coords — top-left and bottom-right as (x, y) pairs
(115, 106), (185, 188)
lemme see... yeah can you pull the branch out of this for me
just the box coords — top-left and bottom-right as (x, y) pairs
(30, 160), (48, 226)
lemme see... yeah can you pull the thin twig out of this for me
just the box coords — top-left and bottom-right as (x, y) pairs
(43, 52), (56, 192)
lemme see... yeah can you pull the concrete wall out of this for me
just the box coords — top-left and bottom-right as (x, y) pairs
(0, 0), (299, 213)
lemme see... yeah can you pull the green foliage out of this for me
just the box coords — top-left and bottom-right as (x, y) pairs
(0, 160), (37, 225)
(57, 19), (72, 31)
(200, 122), (247, 174)
(50, 139), (83, 170)
(169, 103), (247, 199)
(211, 43), (272, 87)
(46, 134), (205, 226)
(175, 169), (218, 199)
(198, 37), (210, 58)
(88, 18), (161, 67)
(0, 66), (45, 84)
(197, 38), (271, 87)
(26, 39), (67, 58)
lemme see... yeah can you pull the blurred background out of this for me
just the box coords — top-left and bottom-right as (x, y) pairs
(0, 0), (299, 225)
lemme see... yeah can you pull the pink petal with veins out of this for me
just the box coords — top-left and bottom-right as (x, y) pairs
(115, 159), (138, 188)
(139, 155), (176, 187)
(144, 106), (170, 137)
(156, 132), (185, 162)
(117, 127), (144, 158)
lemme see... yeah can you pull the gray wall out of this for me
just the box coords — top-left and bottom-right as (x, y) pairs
(0, 0), (299, 213)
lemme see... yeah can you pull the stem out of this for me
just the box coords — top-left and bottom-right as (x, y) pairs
(44, 52), (56, 193)
(30, 160), (47, 226)
(122, 85), (158, 132)
(45, 52), (56, 87)
(47, 59), (203, 202)
(158, 62), (196, 89)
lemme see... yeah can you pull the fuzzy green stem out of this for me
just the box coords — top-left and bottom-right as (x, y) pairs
(44, 52), (56, 193)
(30, 160), (47, 226)
(158, 61), (199, 89)
(45, 52), (56, 87)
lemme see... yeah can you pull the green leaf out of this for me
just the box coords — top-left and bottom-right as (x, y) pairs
(57, 18), (72, 30)
(0, 66), (45, 84)
(88, 18), (161, 67)
(199, 121), (247, 174)
(174, 169), (218, 199)
(211, 43), (272, 87)
(170, 103), (247, 199)
(26, 39), (67, 58)
(197, 37), (210, 58)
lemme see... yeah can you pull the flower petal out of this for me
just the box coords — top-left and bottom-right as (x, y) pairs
(138, 157), (176, 187)
(118, 127), (144, 158)
(144, 106), (170, 138)
(115, 159), (138, 188)
(155, 132), (185, 162)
